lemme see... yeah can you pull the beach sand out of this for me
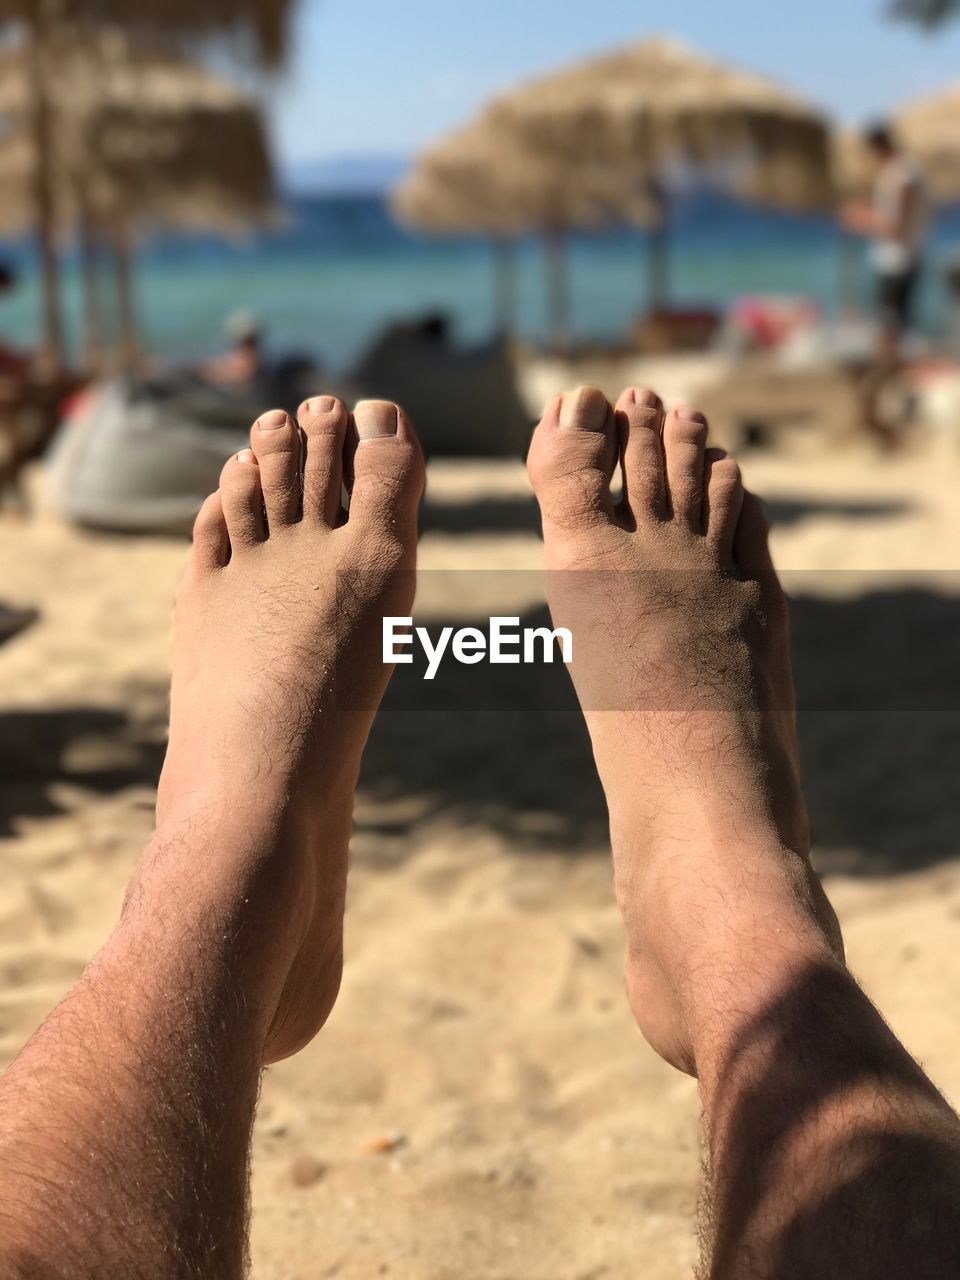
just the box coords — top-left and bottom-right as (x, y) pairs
(1, 441), (959, 1279)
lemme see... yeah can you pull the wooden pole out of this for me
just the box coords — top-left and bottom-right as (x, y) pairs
(646, 183), (669, 314)
(25, 5), (65, 375)
(77, 198), (104, 371)
(493, 237), (516, 334)
(111, 217), (140, 372)
(544, 229), (571, 351)
(837, 227), (861, 318)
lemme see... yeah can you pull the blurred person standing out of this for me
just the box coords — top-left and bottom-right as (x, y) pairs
(842, 123), (928, 443)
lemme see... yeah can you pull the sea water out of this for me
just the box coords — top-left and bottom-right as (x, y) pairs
(1, 190), (958, 373)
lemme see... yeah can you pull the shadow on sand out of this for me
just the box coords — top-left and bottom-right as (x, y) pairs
(0, 701), (167, 839)
(360, 586), (960, 875)
(419, 490), (914, 539)
(0, 589), (956, 876)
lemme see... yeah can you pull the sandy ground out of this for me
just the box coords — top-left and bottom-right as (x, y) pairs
(1, 439), (959, 1279)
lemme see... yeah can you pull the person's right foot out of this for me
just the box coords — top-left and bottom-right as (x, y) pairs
(527, 386), (844, 1075)
(132, 398), (424, 1065)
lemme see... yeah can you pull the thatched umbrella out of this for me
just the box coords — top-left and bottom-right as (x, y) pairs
(0, 31), (275, 365)
(837, 89), (960, 205)
(394, 116), (657, 346)
(0, 0), (294, 372)
(829, 130), (878, 312)
(488, 37), (833, 311)
(65, 34), (276, 364)
(0, 1), (293, 63)
(0, 127), (109, 366)
(393, 168), (524, 330)
(892, 85), (960, 202)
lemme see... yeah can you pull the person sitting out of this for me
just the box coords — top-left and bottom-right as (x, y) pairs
(200, 310), (266, 390)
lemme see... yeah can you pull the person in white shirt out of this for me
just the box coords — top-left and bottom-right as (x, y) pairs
(842, 123), (928, 439)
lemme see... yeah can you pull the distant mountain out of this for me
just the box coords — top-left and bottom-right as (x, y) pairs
(282, 154), (410, 197)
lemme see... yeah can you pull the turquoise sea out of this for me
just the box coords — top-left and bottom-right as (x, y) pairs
(1, 191), (959, 372)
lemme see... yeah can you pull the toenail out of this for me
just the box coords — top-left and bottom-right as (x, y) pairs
(632, 388), (661, 409)
(559, 386), (608, 431)
(258, 410), (289, 431)
(676, 405), (707, 426)
(311, 396), (338, 415)
(355, 400), (399, 440)
(237, 449), (256, 463)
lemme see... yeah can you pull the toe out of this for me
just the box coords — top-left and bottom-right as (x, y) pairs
(703, 448), (744, 564)
(251, 410), (302, 530)
(526, 386), (618, 533)
(734, 491), (776, 577)
(348, 401), (424, 543)
(190, 491), (229, 571)
(614, 386), (665, 526)
(299, 396), (349, 527)
(663, 405), (708, 531)
(219, 448), (265, 550)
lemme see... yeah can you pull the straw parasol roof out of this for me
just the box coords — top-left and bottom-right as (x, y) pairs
(835, 88), (960, 205)
(393, 116), (660, 238)
(0, 0), (294, 66)
(0, 33), (276, 235)
(894, 85), (960, 202)
(394, 117), (660, 343)
(0, 31), (276, 366)
(488, 37), (833, 215)
(832, 129), (873, 200)
(0, 0), (294, 372)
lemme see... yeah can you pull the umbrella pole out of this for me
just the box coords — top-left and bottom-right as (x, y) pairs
(647, 223), (669, 311)
(25, 10), (64, 376)
(110, 218), (140, 373)
(79, 222), (103, 373)
(646, 185), (669, 314)
(493, 237), (516, 334)
(837, 227), (861, 318)
(545, 229), (571, 352)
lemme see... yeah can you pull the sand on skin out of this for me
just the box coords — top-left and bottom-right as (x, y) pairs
(1, 444), (959, 1279)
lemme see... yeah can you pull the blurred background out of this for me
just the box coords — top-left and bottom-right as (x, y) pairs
(1, 3), (960, 1278)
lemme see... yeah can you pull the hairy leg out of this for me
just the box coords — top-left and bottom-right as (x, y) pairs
(0, 870), (265, 1277)
(698, 958), (960, 1278)
(528, 385), (960, 1279)
(0, 398), (424, 1278)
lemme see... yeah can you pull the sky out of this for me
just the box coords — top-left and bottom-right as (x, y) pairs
(266, 0), (960, 171)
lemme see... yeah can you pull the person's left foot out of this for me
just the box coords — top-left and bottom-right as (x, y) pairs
(130, 398), (424, 1063)
(526, 385), (843, 1074)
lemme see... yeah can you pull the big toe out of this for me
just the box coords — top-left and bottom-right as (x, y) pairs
(347, 400), (424, 547)
(527, 386), (618, 534)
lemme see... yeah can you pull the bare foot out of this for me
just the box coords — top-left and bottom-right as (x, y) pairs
(527, 386), (843, 1074)
(131, 398), (423, 1063)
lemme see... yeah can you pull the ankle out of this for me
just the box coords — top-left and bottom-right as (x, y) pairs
(616, 821), (834, 950)
(125, 824), (321, 981)
(626, 918), (843, 1080)
(619, 834), (844, 1074)
(97, 885), (283, 1057)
